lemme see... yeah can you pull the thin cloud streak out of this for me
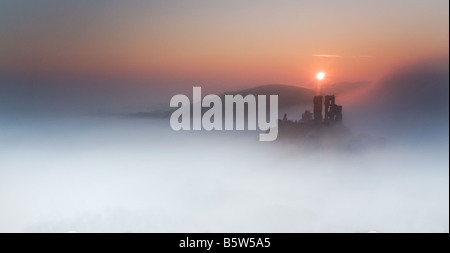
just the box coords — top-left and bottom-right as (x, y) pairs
(314, 54), (375, 58)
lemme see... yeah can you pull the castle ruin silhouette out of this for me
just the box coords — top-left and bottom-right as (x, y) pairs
(282, 94), (343, 125)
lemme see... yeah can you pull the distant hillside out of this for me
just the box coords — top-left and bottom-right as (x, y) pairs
(222, 84), (315, 109)
(128, 84), (316, 118)
(345, 57), (449, 136)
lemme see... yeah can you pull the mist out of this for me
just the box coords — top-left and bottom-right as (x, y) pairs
(0, 59), (448, 233)
(0, 119), (448, 232)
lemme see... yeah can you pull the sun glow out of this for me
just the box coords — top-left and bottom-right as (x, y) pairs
(316, 72), (325, 80)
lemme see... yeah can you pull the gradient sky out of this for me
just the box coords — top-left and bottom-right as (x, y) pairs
(0, 0), (448, 94)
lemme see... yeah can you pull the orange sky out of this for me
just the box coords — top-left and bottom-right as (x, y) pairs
(0, 0), (448, 92)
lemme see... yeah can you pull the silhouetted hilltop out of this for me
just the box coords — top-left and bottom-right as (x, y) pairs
(127, 84), (316, 118)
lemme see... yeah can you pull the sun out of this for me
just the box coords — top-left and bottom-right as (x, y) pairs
(316, 72), (325, 80)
